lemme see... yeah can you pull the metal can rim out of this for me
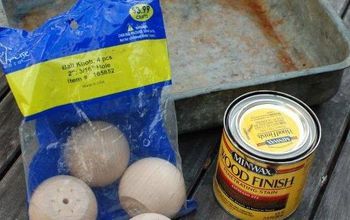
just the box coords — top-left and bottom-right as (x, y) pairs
(223, 90), (321, 164)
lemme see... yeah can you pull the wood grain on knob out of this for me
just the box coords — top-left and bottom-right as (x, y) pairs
(119, 157), (186, 218)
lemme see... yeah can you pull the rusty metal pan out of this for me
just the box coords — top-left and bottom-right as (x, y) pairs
(2, 0), (350, 133)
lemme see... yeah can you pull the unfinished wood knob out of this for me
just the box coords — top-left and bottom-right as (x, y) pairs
(28, 175), (97, 220)
(119, 157), (186, 218)
(65, 121), (130, 187)
(130, 213), (170, 220)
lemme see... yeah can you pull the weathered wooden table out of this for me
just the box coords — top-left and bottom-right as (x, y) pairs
(1, 0), (350, 219)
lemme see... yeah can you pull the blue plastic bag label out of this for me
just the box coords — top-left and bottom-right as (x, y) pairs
(1, 0), (171, 118)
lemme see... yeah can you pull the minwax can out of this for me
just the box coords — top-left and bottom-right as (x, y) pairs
(213, 91), (321, 220)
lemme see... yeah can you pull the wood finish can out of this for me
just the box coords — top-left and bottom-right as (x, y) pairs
(213, 91), (321, 220)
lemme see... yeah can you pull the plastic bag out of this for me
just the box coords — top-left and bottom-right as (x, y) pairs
(0, 0), (196, 219)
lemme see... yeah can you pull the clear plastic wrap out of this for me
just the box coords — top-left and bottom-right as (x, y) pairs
(0, 0), (196, 219)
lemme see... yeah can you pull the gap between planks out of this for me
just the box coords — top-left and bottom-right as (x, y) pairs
(0, 92), (22, 181)
(309, 117), (350, 219)
(313, 118), (350, 219)
(340, 0), (350, 18)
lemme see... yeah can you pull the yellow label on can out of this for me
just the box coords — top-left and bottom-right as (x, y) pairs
(239, 105), (303, 154)
(213, 132), (314, 220)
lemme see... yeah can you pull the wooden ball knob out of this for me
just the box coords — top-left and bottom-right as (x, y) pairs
(65, 121), (130, 187)
(130, 213), (170, 220)
(29, 175), (97, 220)
(119, 158), (186, 218)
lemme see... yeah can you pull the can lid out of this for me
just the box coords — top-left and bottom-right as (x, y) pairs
(228, 93), (318, 161)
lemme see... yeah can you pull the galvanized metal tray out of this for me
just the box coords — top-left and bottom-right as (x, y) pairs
(2, 0), (350, 133)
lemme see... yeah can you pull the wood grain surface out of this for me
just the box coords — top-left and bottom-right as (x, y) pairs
(0, 75), (8, 101)
(0, 159), (27, 220)
(312, 6), (350, 216)
(179, 128), (222, 194)
(0, 0), (349, 220)
(314, 126), (350, 219)
(0, 93), (22, 178)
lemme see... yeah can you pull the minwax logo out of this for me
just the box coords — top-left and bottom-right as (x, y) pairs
(232, 152), (276, 176)
(266, 136), (292, 146)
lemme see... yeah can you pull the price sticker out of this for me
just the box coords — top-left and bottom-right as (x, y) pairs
(130, 4), (154, 22)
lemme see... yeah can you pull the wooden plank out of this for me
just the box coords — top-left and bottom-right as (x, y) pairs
(179, 128), (222, 193)
(0, 74), (8, 100)
(182, 159), (224, 220)
(182, 70), (350, 220)
(288, 72), (350, 219)
(343, 3), (350, 24)
(312, 5), (350, 218)
(315, 4), (350, 211)
(0, 93), (22, 177)
(314, 128), (350, 219)
(0, 0), (8, 25)
(0, 159), (27, 220)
